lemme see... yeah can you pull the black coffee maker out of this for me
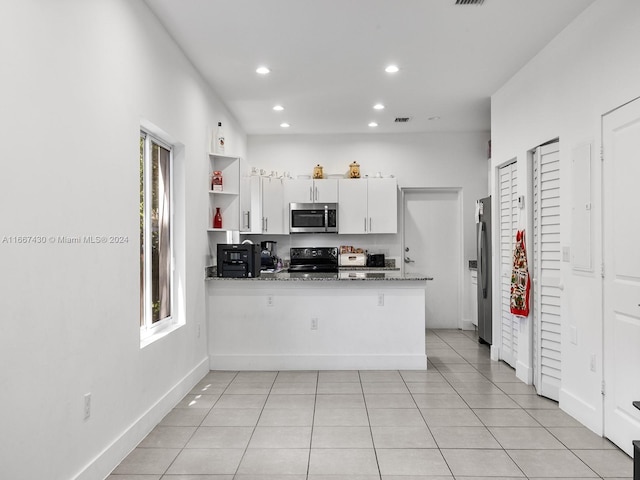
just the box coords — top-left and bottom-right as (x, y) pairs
(260, 241), (278, 270)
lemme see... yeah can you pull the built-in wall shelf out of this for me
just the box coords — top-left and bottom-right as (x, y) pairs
(208, 153), (241, 232)
(208, 190), (238, 195)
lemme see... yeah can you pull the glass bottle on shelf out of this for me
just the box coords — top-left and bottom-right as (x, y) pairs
(215, 122), (225, 154)
(213, 207), (222, 229)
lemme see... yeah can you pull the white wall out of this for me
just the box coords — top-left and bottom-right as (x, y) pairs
(0, 1), (246, 479)
(490, 0), (640, 435)
(247, 132), (490, 326)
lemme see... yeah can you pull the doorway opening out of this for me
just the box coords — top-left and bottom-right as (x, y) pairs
(402, 188), (462, 330)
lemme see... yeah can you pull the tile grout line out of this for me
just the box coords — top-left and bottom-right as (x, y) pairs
(305, 370), (320, 480)
(360, 369), (384, 480)
(231, 371), (277, 479)
(401, 361), (456, 478)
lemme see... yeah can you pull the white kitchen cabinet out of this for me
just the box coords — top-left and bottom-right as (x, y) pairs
(240, 175), (252, 233)
(338, 179), (368, 234)
(338, 178), (397, 234)
(283, 178), (338, 204)
(262, 177), (284, 234)
(242, 176), (285, 234)
(367, 178), (398, 233)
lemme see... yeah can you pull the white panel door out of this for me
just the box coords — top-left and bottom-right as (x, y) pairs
(533, 142), (562, 401)
(403, 189), (460, 329)
(603, 97), (640, 456)
(499, 162), (518, 367)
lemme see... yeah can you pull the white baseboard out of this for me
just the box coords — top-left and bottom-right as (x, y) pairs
(73, 356), (210, 480)
(559, 387), (602, 435)
(490, 344), (500, 361)
(210, 354), (428, 371)
(461, 319), (476, 331)
(515, 360), (533, 385)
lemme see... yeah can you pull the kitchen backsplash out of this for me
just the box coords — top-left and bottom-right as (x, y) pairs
(236, 232), (399, 261)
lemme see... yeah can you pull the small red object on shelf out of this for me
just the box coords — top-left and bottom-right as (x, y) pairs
(213, 207), (222, 229)
(212, 171), (223, 191)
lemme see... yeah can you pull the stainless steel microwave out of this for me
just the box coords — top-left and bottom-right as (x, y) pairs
(289, 203), (338, 233)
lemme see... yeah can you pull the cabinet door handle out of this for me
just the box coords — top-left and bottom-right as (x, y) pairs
(265, 217), (268, 232)
(310, 186), (313, 202)
(364, 217), (367, 232)
(314, 186), (318, 202)
(369, 218), (372, 232)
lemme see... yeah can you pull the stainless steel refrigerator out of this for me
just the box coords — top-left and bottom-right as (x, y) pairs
(476, 196), (492, 344)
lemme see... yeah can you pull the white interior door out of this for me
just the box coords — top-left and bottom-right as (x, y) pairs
(403, 189), (461, 329)
(533, 142), (562, 401)
(603, 97), (640, 456)
(498, 162), (518, 367)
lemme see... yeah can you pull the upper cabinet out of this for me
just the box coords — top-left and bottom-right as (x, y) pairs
(338, 178), (397, 234)
(208, 154), (241, 232)
(262, 177), (285, 234)
(284, 178), (338, 205)
(241, 175), (286, 234)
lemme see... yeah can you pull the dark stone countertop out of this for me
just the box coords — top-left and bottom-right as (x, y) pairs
(206, 268), (432, 282)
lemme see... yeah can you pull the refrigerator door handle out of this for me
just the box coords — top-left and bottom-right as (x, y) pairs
(478, 221), (488, 299)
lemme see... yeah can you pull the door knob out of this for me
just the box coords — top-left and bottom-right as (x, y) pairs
(404, 256), (415, 263)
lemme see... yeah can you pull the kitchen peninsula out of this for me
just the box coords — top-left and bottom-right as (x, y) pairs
(206, 271), (432, 371)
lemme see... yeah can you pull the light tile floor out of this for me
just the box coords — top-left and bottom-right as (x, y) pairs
(109, 329), (633, 479)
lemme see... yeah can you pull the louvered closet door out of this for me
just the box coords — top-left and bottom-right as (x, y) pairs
(499, 162), (519, 368)
(533, 142), (561, 400)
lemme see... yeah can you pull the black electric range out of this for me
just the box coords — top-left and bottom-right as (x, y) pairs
(288, 247), (338, 273)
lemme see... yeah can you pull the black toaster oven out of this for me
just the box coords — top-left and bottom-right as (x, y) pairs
(366, 253), (386, 267)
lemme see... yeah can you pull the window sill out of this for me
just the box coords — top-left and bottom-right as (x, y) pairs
(140, 320), (184, 349)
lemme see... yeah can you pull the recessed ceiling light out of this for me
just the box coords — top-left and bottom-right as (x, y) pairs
(280, 122), (290, 128)
(368, 122), (378, 127)
(385, 65), (399, 73)
(428, 116), (441, 121)
(273, 105), (284, 111)
(256, 66), (270, 75)
(373, 103), (385, 110)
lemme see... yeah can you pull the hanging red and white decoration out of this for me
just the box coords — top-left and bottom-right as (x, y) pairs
(510, 229), (531, 317)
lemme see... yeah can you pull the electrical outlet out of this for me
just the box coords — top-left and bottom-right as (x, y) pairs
(377, 293), (384, 306)
(311, 317), (318, 330)
(570, 325), (577, 345)
(267, 295), (274, 307)
(84, 393), (91, 420)
(590, 354), (597, 372)
(562, 246), (571, 262)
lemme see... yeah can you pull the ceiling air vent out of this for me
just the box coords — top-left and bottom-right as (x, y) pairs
(394, 117), (411, 123)
(455, 0), (484, 5)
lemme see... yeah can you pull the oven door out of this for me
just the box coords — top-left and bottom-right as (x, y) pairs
(289, 203), (338, 233)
